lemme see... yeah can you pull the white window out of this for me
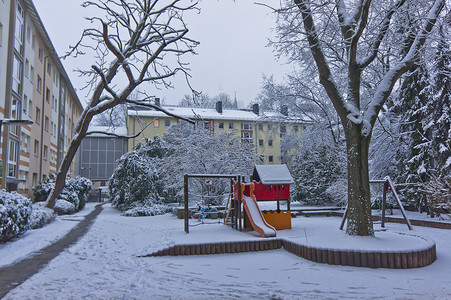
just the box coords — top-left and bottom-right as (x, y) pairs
(14, 3), (24, 53)
(23, 94), (28, 115)
(37, 75), (42, 93)
(34, 139), (39, 156)
(24, 59), (29, 78)
(28, 99), (32, 118)
(12, 55), (22, 94)
(10, 98), (20, 136)
(30, 66), (34, 84)
(26, 24), (31, 43)
(241, 132), (253, 144)
(0, 22), (3, 47)
(43, 145), (48, 160)
(241, 123), (253, 130)
(8, 140), (18, 177)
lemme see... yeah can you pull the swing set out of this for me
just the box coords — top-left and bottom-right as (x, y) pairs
(340, 176), (413, 230)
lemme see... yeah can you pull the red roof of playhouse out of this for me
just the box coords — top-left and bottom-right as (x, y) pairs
(252, 165), (294, 185)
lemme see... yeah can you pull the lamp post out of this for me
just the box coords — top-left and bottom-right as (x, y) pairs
(0, 119), (34, 142)
(0, 119), (33, 188)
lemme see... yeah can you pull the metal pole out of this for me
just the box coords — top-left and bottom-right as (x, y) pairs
(381, 180), (387, 228)
(184, 174), (189, 233)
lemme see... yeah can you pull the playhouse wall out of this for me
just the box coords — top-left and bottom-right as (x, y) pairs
(262, 210), (292, 230)
(252, 181), (290, 201)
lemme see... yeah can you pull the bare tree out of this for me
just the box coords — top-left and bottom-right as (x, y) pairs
(46, 0), (199, 208)
(267, 0), (446, 235)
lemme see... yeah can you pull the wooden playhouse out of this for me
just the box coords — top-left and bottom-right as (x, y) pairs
(246, 164), (294, 230)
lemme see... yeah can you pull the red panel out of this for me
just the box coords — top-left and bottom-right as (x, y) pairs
(252, 181), (290, 200)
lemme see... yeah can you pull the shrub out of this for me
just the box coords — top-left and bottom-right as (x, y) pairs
(53, 199), (76, 215)
(122, 204), (171, 217)
(34, 176), (92, 213)
(34, 178), (55, 202)
(0, 190), (32, 242)
(29, 202), (56, 229)
(109, 151), (160, 211)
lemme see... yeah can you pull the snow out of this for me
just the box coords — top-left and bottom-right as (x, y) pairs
(128, 105), (311, 123)
(253, 164), (294, 185)
(0, 203), (97, 268)
(3, 205), (451, 299)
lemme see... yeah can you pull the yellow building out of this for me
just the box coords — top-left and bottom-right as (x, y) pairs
(127, 101), (311, 164)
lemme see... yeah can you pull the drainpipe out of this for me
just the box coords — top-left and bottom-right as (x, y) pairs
(39, 54), (51, 182)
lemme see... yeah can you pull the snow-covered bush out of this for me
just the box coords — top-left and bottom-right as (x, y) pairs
(34, 176), (92, 213)
(109, 147), (161, 211)
(53, 199), (76, 215)
(34, 178), (55, 202)
(67, 176), (92, 211)
(0, 190), (32, 242)
(122, 204), (171, 217)
(423, 174), (451, 216)
(29, 202), (56, 229)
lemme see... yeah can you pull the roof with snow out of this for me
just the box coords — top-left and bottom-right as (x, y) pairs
(252, 164), (294, 185)
(127, 105), (313, 124)
(87, 125), (128, 137)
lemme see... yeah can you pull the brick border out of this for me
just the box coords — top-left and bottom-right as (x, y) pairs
(140, 234), (436, 269)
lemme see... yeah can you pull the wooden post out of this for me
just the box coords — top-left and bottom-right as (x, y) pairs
(184, 174), (189, 233)
(236, 176), (240, 230)
(385, 176), (413, 230)
(381, 180), (387, 228)
(339, 205), (348, 230)
(239, 176), (243, 231)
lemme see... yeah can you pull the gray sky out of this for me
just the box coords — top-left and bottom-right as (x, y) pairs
(34, 0), (289, 108)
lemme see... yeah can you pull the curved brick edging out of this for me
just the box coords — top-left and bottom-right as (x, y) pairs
(140, 234), (436, 269)
(141, 239), (283, 257)
(282, 238), (436, 269)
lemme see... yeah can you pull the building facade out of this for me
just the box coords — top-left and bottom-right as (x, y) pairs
(127, 101), (311, 165)
(78, 126), (128, 186)
(0, 0), (83, 197)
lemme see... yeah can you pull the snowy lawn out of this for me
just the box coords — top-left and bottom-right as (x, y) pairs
(0, 203), (98, 268)
(3, 205), (451, 299)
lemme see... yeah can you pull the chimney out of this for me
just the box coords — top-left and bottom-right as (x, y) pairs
(216, 101), (223, 114)
(155, 98), (160, 106)
(252, 103), (259, 115)
(280, 105), (288, 116)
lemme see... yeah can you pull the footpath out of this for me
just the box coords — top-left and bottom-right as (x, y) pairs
(0, 203), (104, 299)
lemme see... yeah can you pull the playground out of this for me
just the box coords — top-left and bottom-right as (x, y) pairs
(1, 165), (450, 298)
(1, 203), (451, 299)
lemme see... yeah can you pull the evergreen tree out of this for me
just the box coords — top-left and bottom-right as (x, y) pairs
(392, 63), (432, 208)
(426, 26), (451, 174)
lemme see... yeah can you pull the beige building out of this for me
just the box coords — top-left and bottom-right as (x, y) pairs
(127, 100), (311, 165)
(0, 0), (83, 197)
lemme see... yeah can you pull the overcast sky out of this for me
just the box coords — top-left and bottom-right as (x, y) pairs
(34, 1), (289, 108)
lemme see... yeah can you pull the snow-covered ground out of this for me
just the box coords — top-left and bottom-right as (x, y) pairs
(2, 205), (451, 299)
(0, 203), (98, 268)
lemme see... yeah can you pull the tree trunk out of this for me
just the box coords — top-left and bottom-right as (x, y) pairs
(45, 112), (92, 208)
(345, 124), (374, 236)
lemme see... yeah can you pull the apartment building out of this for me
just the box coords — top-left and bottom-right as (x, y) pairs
(127, 100), (311, 165)
(0, 0), (83, 197)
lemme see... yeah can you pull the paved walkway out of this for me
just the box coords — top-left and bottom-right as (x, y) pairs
(0, 203), (104, 299)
